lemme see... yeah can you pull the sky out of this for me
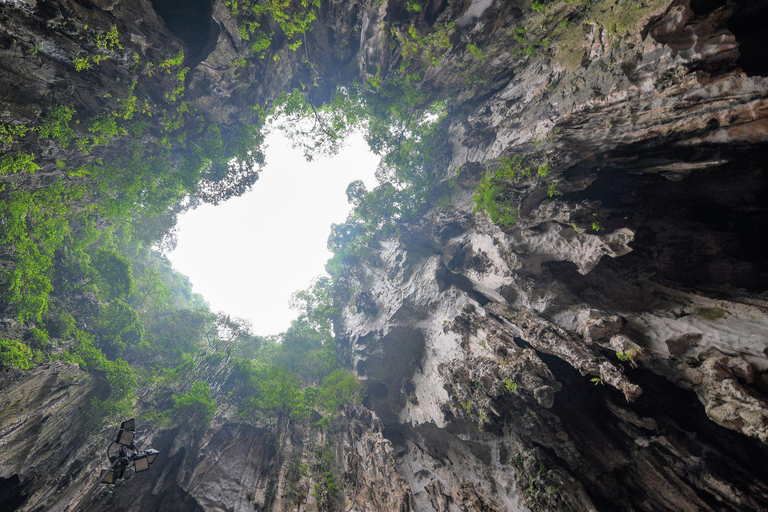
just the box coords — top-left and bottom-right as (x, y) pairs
(167, 130), (379, 336)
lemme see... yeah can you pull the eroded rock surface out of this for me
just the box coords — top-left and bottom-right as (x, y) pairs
(0, 362), (411, 511)
(336, 1), (768, 510)
(1, 0), (768, 510)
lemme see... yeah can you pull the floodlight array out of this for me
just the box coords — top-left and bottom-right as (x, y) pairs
(99, 419), (160, 485)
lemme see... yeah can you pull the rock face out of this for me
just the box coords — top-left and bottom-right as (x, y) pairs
(0, 363), (101, 511)
(0, 362), (411, 511)
(336, 0), (768, 510)
(2, 0), (768, 510)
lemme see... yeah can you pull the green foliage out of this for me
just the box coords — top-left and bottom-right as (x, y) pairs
(511, 25), (548, 59)
(275, 323), (337, 382)
(73, 56), (92, 72)
(87, 113), (123, 148)
(473, 179), (518, 226)
(164, 66), (189, 103)
(138, 408), (172, 428)
(472, 156), (528, 226)
(324, 98), (446, 262)
(289, 276), (337, 338)
(250, 31), (273, 55)
(230, 351), (327, 421)
(131, 265), (172, 311)
(45, 308), (77, 339)
(94, 299), (144, 357)
(0, 52), (280, 429)
(318, 369), (363, 411)
(116, 95), (139, 121)
(392, 23), (454, 69)
(96, 25), (122, 52)
(159, 51), (184, 71)
(312, 445), (338, 508)
(250, 364), (308, 418)
(38, 105), (76, 147)
(271, 88), (363, 161)
(505, 378), (518, 394)
(499, 155), (533, 179)
(172, 381), (216, 426)
(224, 298), (361, 420)
(260, 19), (458, 275)
(141, 308), (211, 364)
(0, 123), (29, 144)
(616, 349), (639, 368)
(0, 339), (36, 370)
(0, 152), (39, 175)
(26, 328), (50, 350)
(191, 121), (268, 205)
(472, 155), (556, 227)
(64, 330), (136, 418)
(92, 247), (134, 299)
(466, 43), (485, 61)
(154, 354), (196, 389)
(93, 356), (136, 417)
(265, 42), (456, 320)
(406, 1), (422, 12)
(226, 0), (320, 43)
(0, 184), (73, 322)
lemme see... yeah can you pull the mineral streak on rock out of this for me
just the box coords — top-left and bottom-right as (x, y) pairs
(2, 0), (768, 510)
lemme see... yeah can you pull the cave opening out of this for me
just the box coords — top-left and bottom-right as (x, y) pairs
(150, 0), (220, 63)
(167, 128), (378, 336)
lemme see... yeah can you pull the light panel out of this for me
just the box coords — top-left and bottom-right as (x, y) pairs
(116, 429), (134, 446)
(134, 455), (149, 472)
(120, 418), (135, 431)
(100, 469), (117, 485)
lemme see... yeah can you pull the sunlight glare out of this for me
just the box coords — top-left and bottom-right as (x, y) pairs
(167, 130), (379, 335)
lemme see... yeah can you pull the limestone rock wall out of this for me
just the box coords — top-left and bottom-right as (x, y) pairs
(1, 0), (768, 510)
(0, 363), (101, 511)
(338, 0), (768, 510)
(0, 361), (410, 511)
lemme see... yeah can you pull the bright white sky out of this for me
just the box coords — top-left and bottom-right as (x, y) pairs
(167, 130), (379, 336)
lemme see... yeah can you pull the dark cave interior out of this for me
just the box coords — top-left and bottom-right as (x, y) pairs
(150, 0), (219, 64)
